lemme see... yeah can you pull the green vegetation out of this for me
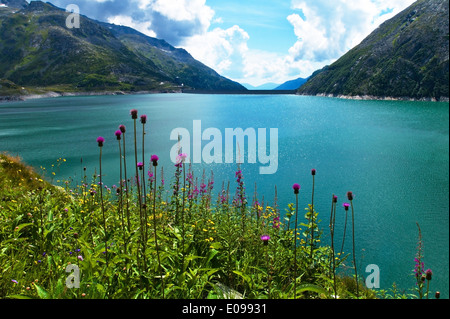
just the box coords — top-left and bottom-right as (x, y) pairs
(0, 109), (440, 300)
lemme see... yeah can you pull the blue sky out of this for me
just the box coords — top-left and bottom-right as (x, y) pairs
(27, 0), (416, 86)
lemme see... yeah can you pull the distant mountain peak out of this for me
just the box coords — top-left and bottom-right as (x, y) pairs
(275, 77), (308, 90)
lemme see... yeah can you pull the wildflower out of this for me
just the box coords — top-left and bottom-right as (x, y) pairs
(347, 191), (353, 201)
(137, 162), (144, 170)
(292, 183), (300, 194)
(260, 235), (270, 245)
(425, 269), (432, 281)
(97, 136), (105, 147)
(140, 114), (147, 124)
(151, 155), (159, 167)
(115, 130), (122, 140)
(311, 169), (316, 176)
(435, 291), (440, 299)
(333, 195), (337, 203)
(11, 279), (18, 284)
(273, 216), (280, 229)
(130, 109), (138, 119)
(343, 202), (350, 211)
(176, 153), (187, 164)
(77, 255), (83, 261)
(119, 124), (126, 133)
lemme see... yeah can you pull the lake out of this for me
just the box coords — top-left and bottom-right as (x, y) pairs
(1, 93), (448, 298)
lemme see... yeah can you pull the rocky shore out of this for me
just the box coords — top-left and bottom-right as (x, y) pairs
(0, 89), (183, 103)
(302, 93), (450, 103)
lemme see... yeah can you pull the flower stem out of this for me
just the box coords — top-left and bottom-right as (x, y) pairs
(122, 132), (131, 232)
(350, 200), (358, 297)
(293, 192), (299, 299)
(309, 174), (315, 259)
(329, 195), (337, 298)
(152, 165), (164, 298)
(99, 147), (107, 265)
(118, 139), (126, 251)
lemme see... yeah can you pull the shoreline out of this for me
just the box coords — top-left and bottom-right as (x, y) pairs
(0, 89), (183, 103)
(1, 89), (449, 103)
(301, 92), (450, 103)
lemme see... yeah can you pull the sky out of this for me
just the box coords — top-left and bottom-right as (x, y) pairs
(26, 0), (416, 86)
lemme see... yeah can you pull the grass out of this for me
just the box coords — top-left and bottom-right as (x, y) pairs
(0, 109), (439, 300)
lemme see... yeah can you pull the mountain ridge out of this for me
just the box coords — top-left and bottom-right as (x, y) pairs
(297, 0), (449, 101)
(274, 77), (308, 90)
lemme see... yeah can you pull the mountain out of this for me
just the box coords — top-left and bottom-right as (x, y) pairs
(242, 83), (280, 90)
(0, 1), (245, 96)
(298, 0), (449, 101)
(274, 77), (308, 90)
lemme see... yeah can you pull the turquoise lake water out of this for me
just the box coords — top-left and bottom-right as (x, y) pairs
(1, 93), (448, 298)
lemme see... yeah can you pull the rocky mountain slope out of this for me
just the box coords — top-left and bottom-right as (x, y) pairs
(298, 0), (449, 101)
(0, 1), (245, 96)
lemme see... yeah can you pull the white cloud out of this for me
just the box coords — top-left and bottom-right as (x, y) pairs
(46, 0), (417, 86)
(182, 25), (249, 76)
(149, 0), (214, 28)
(287, 0), (416, 63)
(107, 15), (157, 37)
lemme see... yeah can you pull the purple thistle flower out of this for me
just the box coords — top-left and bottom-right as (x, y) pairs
(292, 183), (300, 194)
(115, 130), (122, 140)
(140, 114), (147, 124)
(151, 155), (159, 167)
(425, 269), (432, 281)
(130, 109), (138, 119)
(311, 168), (316, 176)
(343, 202), (350, 210)
(97, 136), (105, 147)
(260, 235), (270, 245)
(137, 162), (144, 170)
(347, 191), (354, 201)
(119, 124), (126, 133)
